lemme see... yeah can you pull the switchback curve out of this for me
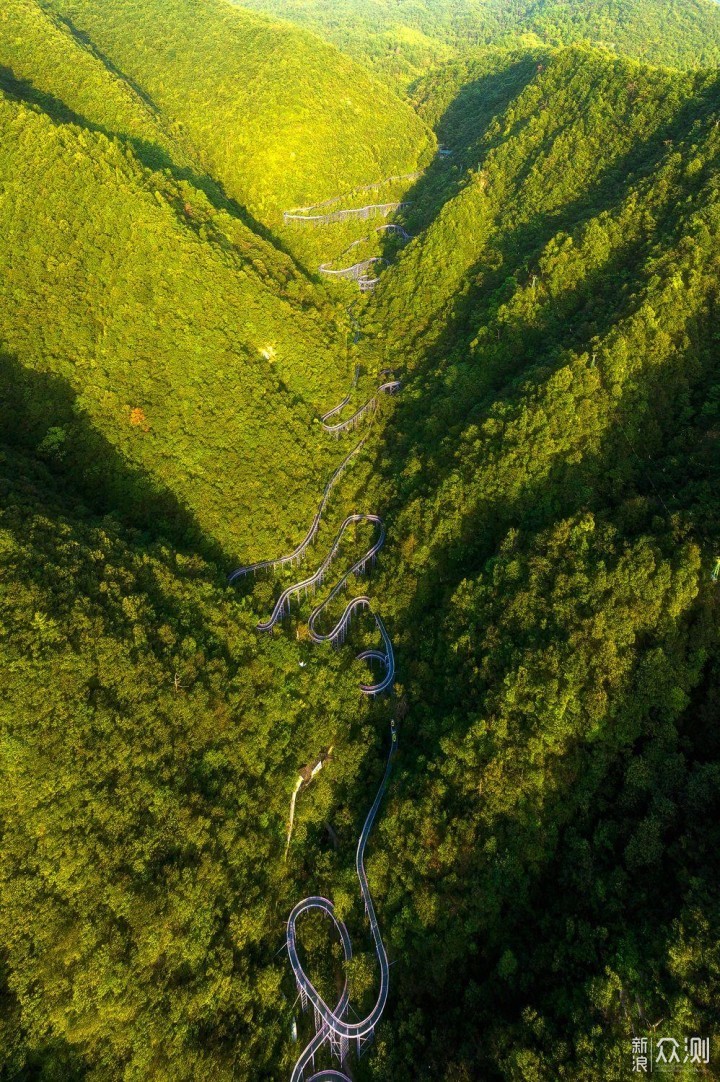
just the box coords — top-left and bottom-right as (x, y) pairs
(283, 171), (419, 223)
(288, 720), (397, 1081)
(376, 223), (412, 242)
(232, 213), (401, 1080)
(320, 380), (401, 437)
(252, 511), (394, 697)
(228, 439), (367, 582)
(319, 256), (388, 284)
(318, 225), (411, 290)
(284, 202), (411, 226)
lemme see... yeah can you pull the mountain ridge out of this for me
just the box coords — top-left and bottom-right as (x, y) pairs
(1, 6), (720, 1082)
(41, 0), (435, 224)
(231, 0), (720, 86)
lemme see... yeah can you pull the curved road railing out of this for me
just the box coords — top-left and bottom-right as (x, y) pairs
(255, 513), (382, 626)
(228, 439), (367, 582)
(317, 222), (411, 291)
(252, 511), (394, 697)
(285, 173), (419, 217)
(284, 202), (411, 226)
(319, 224), (411, 280)
(231, 256), (400, 1079)
(283, 171), (419, 226)
(376, 222), (412, 242)
(288, 720), (398, 1081)
(321, 380), (401, 438)
(319, 256), (388, 283)
(319, 365), (360, 427)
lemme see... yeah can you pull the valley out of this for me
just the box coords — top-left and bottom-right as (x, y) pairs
(1, 2), (719, 1080)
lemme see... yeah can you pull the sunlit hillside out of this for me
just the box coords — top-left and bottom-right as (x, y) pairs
(41, 0), (435, 224)
(233, 0), (720, 86)
(1, 4), (719, 1081)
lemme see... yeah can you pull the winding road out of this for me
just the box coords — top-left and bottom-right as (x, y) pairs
(319, 255), (389, 290)
(232, 199), (403, 1078)
(318, 225), (412, 290)
(284, 202), (411, 226)
(287, 720), (397, 1081)
(283, 172), (418, 226)
(321, 380), (401, 437)
(228, 439), (367, 582)
(240, 509), (394, 697)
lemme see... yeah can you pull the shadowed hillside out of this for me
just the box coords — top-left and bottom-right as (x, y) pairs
(2, 9), (720, 1082)
(0, 437), (377, 1080)
(354, 42), (720, 1080)
(0, 74), (356, 561)
(40, 0), (435, 224)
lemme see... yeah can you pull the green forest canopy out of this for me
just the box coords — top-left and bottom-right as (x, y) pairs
(39, 0), (435, 224)
(362, 43), (720, 1077)
(1, 2), (719, 1080)
(232, 0), (720, 86)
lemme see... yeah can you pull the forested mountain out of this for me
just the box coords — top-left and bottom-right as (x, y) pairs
(2, 2), (720, 1081)
(358, 42), (720, 1079)
(0, 0), (424, 560)
(0, 86), (346, 560)
(232, 0), (720, 86)
(0, 438), (381, 1080)
(1, 0), (192, 170)
(37, 0), (434, 224)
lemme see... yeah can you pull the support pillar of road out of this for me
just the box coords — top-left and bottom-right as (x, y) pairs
(330, 1029), (341, 1060)
(357, 1028), (375, 1059)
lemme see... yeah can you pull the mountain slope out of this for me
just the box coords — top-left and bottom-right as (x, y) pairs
(232, 0), (720, 85)
(0, 0), (190, 171)
(2, 15), (720, 1082)
(0, 0), (180, 168)
(0, 86), (352, 560)
(41, 0), (435, 224)
(365, 46), (712, 359)
(527, 0), (720, 67)
(0, 440), (377, 1081)
(355, 44), (720, 1079)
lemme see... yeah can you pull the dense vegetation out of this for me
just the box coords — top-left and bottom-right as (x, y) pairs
(232, 0), (720, 87)
(361, 43), (720, 1079)
(0, 0), (191, 171)
(0, 87), (354, 560)
(39, 0), (434, 225)
(1, 0), (412, 561)
(0, 440), (386, 1080)
(2, 2), (720, 1080)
